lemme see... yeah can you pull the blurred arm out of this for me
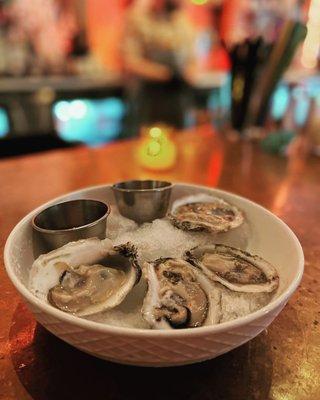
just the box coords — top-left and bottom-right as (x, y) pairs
(123, 14), (172, 82)
(124, 53), (172, 82)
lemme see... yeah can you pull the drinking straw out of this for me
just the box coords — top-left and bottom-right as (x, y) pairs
(246, 20), (296, 126)
(254, 21), (307, 126)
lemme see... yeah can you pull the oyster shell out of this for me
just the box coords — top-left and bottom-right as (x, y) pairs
(142, 258), (220, 329)
(169, 194), (244, 234)
(185, 244), (279, 293)
(29, 238), (141, 316)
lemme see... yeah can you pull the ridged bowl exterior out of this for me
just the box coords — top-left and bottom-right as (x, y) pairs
(26, 300), (285, 367)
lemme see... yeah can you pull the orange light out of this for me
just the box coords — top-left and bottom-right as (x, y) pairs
(136, 126), (177, 171)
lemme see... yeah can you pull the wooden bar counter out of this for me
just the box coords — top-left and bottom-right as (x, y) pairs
(0, 127), (319, 400)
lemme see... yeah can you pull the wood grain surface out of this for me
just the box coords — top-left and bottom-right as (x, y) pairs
(0, 126), (319, 400)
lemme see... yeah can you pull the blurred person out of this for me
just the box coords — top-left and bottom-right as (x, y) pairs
(6, 0), (77, 75)
(123, 0), (196, 130)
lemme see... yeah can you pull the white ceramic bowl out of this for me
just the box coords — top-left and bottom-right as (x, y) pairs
(4, 183), (304, 367)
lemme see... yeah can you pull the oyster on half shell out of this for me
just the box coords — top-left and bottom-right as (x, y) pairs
(142, 258), (220, 329)
(169, 194), (244, 234)
(29, 238), (141, 316)
(185, 244), (279, 293)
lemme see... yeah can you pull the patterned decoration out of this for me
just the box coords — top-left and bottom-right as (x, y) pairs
(27, 300), (285, 367)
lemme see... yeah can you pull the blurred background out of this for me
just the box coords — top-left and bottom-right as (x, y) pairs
(0, 0), (319, 158)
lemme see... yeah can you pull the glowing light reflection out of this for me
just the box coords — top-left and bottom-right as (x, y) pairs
(137, 125), (177, 170)
(53, 98), (125, 146)
(191, 0), (208, 5)
(271, 84), (290, 120)
(0, 107), (9, 137)
(53, 101), (70, 122)
(150, 127), (162, 139)
(147, 140), (161, 156)
(69, 100), (87, 119)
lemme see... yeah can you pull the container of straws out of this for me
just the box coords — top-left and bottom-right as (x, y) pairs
(226, 8), (307, 137)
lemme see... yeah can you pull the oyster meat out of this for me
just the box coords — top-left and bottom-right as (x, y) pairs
(142, 258), (220, 329)
(185, 244), (279, 293)
(169, 194), (244, 233)
(29, 238), (141, 316)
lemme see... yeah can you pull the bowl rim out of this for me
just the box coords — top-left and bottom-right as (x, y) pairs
(4, 182), (304, 338)
(32, 199), (110, 234)
(112, 179), (173, 193)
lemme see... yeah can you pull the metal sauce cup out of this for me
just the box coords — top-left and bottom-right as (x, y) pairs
(32, 199), (110, 257)
(112, 180), (172, 224)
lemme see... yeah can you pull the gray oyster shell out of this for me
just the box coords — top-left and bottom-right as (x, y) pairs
(142, 257), (220, 329)
(169, 194), (244, 234)
(185, 244), (279, 293)
(31, 238), (141, 316)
